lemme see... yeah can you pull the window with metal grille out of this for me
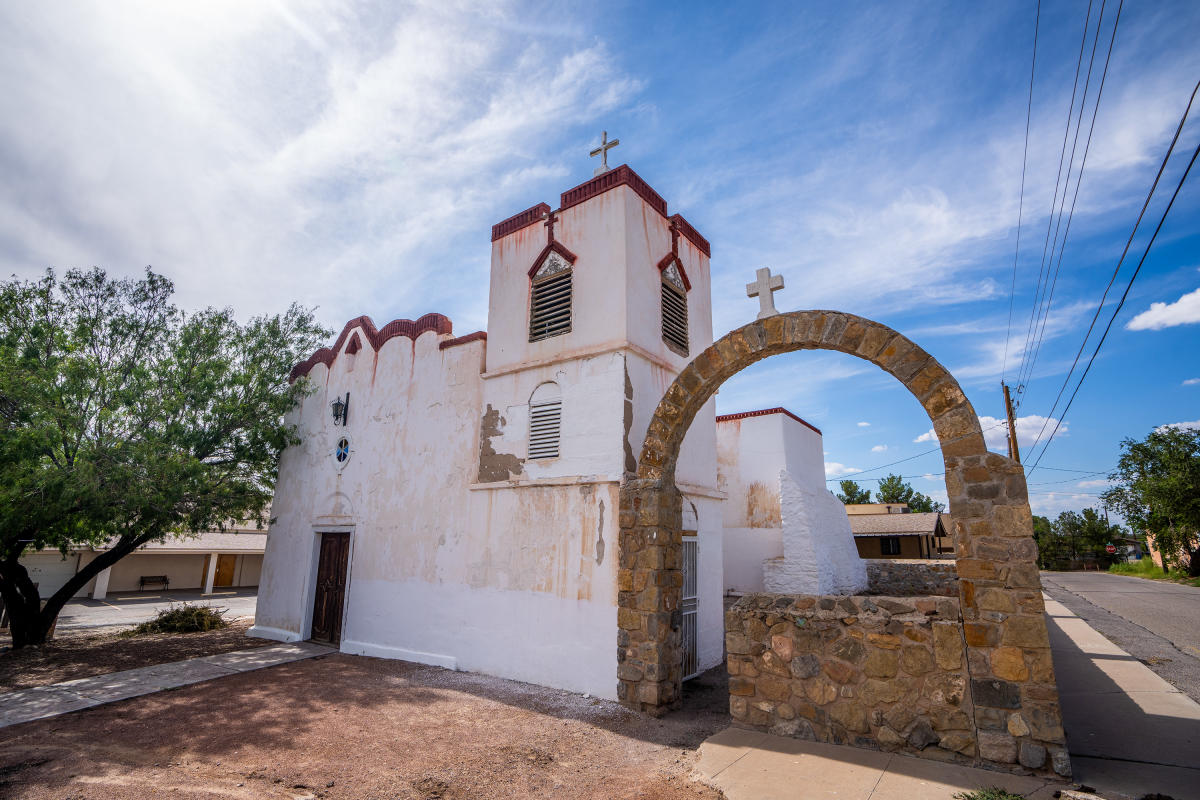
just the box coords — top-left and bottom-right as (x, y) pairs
(529, 269), (572, 342)
(881, 536), (901, 556)
(528, 382), (562, 459)
(661, 280), (688, 355)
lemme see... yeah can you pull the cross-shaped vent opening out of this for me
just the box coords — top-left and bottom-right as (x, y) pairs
(661, 280), (689, 355)
(529, 269), (572, 342)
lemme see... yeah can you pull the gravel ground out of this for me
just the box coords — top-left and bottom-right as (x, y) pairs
(0, 619), (272, 692)
(0, 654), (731, 799)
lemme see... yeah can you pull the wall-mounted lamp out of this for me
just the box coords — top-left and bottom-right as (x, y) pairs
(331, 392), (349, 426)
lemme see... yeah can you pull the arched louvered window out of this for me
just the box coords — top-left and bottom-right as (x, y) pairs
(529, 253), (572, 342)
(528, 382), (562, 459)
(661, 262), (688, 355)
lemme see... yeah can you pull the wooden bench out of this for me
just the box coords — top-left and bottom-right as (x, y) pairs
(139, 575), (170, 590)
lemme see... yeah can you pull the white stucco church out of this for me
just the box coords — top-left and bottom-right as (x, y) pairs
(251, 154), (861, 699)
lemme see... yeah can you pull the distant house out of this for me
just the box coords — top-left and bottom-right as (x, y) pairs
(847, 506), (952, 559)
(19, 528), (267, 600)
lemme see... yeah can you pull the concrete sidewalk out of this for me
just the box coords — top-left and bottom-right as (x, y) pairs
(696, 727), (1065, 799)
(0, 641), (329, 729)
(1045, 594), (1200, 799)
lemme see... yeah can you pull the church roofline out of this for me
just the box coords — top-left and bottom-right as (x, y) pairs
(715, 407), (822, 436)
(289, 313), (454, 382)
(489, 165), (711, 257)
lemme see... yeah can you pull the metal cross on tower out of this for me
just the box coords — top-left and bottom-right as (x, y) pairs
(589, 131), (620, 175)
(746, 267), (785, 320)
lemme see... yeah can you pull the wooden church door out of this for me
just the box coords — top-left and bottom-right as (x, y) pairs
(311, 531), (350, 645)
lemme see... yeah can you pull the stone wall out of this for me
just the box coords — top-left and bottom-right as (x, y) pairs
(726, 593), (1070, 777)
(865, 559), (958, 597)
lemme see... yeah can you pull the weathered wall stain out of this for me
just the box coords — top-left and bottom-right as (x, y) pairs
(746, 481), (781, 528)
(623, 358), (637, 474)
(477, 404), (525, 482)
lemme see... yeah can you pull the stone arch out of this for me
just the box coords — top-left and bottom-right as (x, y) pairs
(617, 311), (1064, 772)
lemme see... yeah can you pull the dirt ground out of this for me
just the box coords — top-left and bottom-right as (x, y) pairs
(0, 620), (273, 692)
(0, 654), (731, 800)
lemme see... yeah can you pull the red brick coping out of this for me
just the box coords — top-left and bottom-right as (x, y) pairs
(715, 407), (822, 435)
(491, 166), (711, 257)
(289, 313), (453, 382)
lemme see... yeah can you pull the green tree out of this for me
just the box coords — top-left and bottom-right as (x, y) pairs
(1101, 426), (1200, 576)
(0, 268), (328, 647)
(1052, 508), (1125, 566)
(875, 473), (945, 513)
(836, 479), (872, 504)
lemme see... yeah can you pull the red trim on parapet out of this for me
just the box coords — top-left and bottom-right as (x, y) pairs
(560, 164), (668, 217)
(439, 331), (487, 350)
(656, 219), (693, 291)
(492, 203), (552, 241)
(289, 313), (454, 382)
(715, 407), (822, 435)
(670, 213), (710, 258)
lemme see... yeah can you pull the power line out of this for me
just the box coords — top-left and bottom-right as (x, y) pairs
(825, 422), (1009, 482)
(1027, 121), (1200, 471)
(1025, 76), (1200, 462)
(1014, 0), (1096, 403)
(1018, 0), (1117, 395)
(1002, 0), (1042, 383)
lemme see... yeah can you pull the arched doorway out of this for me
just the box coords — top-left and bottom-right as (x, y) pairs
(617, 311), (1066, 773)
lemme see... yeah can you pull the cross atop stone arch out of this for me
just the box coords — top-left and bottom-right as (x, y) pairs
(617, 310), (1065, 773)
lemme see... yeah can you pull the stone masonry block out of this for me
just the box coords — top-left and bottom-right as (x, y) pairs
(855, 323), (892, 360)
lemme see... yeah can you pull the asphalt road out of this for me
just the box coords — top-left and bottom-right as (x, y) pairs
(53, 588), (258, 636)
(1041, 571), (1200, 703)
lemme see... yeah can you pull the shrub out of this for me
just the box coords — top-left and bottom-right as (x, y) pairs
(124, 603), (228, 636)
(953, 789), (1026, 800)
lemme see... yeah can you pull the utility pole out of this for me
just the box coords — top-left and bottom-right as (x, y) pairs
(1002, 382), (1020, 463)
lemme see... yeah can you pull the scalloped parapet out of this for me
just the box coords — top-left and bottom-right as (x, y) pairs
(289, 313), (454, 382)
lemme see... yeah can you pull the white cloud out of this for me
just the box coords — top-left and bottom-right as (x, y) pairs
(1158, 420), (1200, 432)
(825, 462), (861, 477)
(1183, 378), (1200, 386)
(857, 421), (871, 427)
(913, 415), (1065, 451)
(1076, 479), (1111, 489)
(870, 444), (888, 453)
(1126, 288), (1200, 331)
(0, 3), (639, 332)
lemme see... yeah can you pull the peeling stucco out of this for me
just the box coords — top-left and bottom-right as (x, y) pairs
(623, 358), (636, 475)
(477, 404), (525, 482)
(595, 498), (606, 565)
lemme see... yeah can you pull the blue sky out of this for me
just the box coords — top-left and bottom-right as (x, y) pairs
(2, 1), (1198, 519)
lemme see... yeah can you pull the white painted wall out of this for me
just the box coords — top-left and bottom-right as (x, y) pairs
(722, 528), (783, 594)
(764, 469), (868, 595)
(716, 412), (827, 593)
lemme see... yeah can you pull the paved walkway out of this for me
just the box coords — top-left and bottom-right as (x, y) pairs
(54, 588), (258, 636)
(1045, 594), (1200, 799)
(0, 641), (328, 729)
(696, 728), (1065, 799)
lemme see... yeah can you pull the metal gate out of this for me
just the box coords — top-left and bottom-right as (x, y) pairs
(682, 536), (699, 680)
